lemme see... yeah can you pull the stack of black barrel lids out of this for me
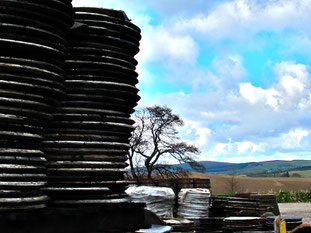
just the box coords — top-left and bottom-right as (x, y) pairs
(0, 1), (141, 209)
(42, 8), (141, 206)
(0, 0), (74, 210)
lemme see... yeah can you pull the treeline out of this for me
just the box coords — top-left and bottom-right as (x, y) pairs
(246, 171), (302, 177)
(277, 190), (311, 203)
(215, 191), (311, 203)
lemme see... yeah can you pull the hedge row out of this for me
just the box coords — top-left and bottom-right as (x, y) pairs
(277, 190), (311, 203)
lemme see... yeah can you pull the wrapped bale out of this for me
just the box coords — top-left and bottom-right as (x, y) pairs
(177, 188), (211, 219)
(126, 186), (175, 217)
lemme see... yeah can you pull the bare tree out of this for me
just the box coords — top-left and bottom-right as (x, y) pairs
(226, 171), (241, 193)
(128, 105), (205, 179)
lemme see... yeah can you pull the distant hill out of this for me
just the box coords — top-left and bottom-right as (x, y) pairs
(175, 160), (311, 176)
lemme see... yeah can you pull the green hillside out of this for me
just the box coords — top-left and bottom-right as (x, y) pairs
(175, 160), (311, 176)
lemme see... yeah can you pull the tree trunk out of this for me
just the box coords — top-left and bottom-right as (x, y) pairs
(147, 169), (152, 179)
(128, 152), (138, 180)
(145, 159), (153, 179)
(130, 163), (138, 180)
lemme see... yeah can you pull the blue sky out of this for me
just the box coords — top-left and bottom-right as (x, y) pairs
(73, 0), (311, 163)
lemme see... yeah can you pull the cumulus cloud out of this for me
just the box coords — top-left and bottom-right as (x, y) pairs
(173, 0), (311, 40)
(240, 62), (311, 111)
(282, 129), (310, 148)
(182, 119), (213, 147)
(239, 83), (280, 109)
(150, 60), (311, 161)
(215, 140), (266, 155)
(138, 26), (199, 65)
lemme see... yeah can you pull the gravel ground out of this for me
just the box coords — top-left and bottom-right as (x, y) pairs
(279, 203), (311, 224)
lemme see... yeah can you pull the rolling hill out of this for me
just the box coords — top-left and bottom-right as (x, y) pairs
(175, 160), (311, 176)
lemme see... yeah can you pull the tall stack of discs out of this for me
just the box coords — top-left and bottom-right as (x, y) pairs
(0, 0), (74, 210)
(42, 8), (141, 206)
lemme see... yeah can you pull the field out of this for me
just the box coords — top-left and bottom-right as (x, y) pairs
(289, 170), (311, 177)
(189, 172), (311, 194)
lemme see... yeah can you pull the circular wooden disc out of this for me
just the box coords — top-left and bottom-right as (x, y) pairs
(0, 0), (73, 28)
(43, 127), (131, 138)
(0, 60), (64, 81)
(0, 80), (66, 100)
(67, 46), (138, 66)
(0, 105), (53, 120)
(0, 173), (46, 181)
(0, 38), (64, 59)
(0, 22), (67, 50)
(67, 53), (136, 70)
(0, 181), (46, 187)
(47, 174), (125, 182)
(46, 167), (127, 175)
(43, 134), (129, 143)
(0, 89), (60, 106)
(65, 60), (137, 77)
(44, 187), (110, 193)
(46, 161), (127, 169)
(0, 97), (54, 113)
(68, 31), (139, 55)
(74, 18), (141, 41)
(0, 164), (45, 172)
(54, 107), (130, 117)
(44, 154), (127, 162)
(0, 56), (65, 76)
(74, 8), (141, 33)
(46, 120), (134, 132)
(0, 113), (44, 127)
(0, 13), (64, 37)
(0, 203), (46, 210)
(0, 149), (43, 156)
(0, 130), (42, 141)
(0, 195), (48, 205)
(42, 140), (129, 149)
(51, 198), (128, 205)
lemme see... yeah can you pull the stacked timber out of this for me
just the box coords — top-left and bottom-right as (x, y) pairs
(42, 8), (141, 206)
(192, 217), (224, 232)
(211, 197), (266, 217)
(223, 217), (265, 232)
(0, 0), (73, 210)
(235, 193), (280, 215)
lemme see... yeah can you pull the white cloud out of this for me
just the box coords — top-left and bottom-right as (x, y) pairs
(282, 129), (310, 148)
(173, 0), (311, 40)
(182, 119), (213, 147)
(211, 55), (247, 90)
(214, 140), (266, 155)
(149, 60), (311, 161)
(72, 0), (103, 7)
(239, 62), (311, 111)
(137, 25), (199, 65)
(239, 83), (280, 109)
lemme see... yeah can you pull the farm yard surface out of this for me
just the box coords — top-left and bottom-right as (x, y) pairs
(279, 203), (311, 224)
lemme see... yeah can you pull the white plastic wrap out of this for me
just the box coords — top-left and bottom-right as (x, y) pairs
(177, 188), (211, 219)
(126, 185), (175, 217)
